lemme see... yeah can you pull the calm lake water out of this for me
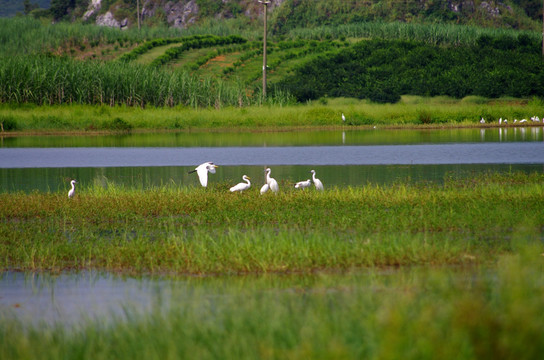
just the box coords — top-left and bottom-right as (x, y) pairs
(1, 127), (543, 192)
(0, 267), (482, 329)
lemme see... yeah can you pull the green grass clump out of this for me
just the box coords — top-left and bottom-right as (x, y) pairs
(1, 172), (542, 275)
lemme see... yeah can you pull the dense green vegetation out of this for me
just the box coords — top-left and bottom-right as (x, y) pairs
(1, 172), (543, 274)
(271, 0), (541, 33)
(279, 36), (544, 103)
(3, 95), (544, 132)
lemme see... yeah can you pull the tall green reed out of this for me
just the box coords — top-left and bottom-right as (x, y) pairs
(287, 21), (541, 46)
(0, 54), (292, 108)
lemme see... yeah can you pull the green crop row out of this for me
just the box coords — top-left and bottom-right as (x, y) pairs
(118, 35), (216, 62)
(149, 35), (247, 67)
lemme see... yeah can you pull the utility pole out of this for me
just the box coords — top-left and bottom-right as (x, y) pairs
(137, 0), (141, 30)
(258, 1), (271, 99)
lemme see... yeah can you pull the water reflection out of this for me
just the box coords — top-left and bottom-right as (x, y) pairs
(2, 143), (544, 169)
(2, 164), (543, 193)
(1, 127), (543, 148)
(0, 268), (482, 329)
(1, 127), (543, 192)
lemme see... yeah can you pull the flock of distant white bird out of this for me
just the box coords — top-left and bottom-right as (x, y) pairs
(480, 116), (541, 124)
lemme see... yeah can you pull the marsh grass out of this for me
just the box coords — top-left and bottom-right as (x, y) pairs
(0, 248), (543, 359)
(1, 95), (543, 133)
(1, 172), (542, 275)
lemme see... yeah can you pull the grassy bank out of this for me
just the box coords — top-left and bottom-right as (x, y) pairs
(1, 96), (544, 133)
(1, 172), (543, 275)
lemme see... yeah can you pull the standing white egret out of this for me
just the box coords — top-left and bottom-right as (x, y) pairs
(230, 175), (251, 192)
(310, 170), (323, 190)
(342, 113), (346, 123)
(295, 179), (312, 190)
(188, 162), (218, 187)
(265, 168), (279, 193)
(260, 183), (270, 194)
(480, 117), (485, 124)
(68, 180), (77, 198)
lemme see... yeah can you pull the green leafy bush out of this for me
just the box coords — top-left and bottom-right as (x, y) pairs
(278, 36), (544, 103)
(0, 115), (17, 131)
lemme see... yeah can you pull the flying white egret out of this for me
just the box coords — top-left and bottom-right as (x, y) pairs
(68, 180), (77, 198)
(295, 179), (312, 190)
(310, 170), (323, 191)
(265, 168), (279, 193)
(230, 175), (251, 192)
(188, 162), (218, 187)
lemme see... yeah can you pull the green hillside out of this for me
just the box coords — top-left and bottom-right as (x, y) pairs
(0, 0), (543, 108)
(11, 0), (543, 32)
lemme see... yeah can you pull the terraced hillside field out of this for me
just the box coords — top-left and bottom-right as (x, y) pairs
(118, 35), (351, 89)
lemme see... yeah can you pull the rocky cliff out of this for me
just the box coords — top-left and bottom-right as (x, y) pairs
(82, 0), (284, 30)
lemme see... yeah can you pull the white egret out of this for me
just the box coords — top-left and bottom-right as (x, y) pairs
(230, 175), (251, 192)
(260, 183), (270, 194)
(188, 162), (218, 187)
(310, 170), (323, 190)
(265, 168), (279, 193)
(499, 118), (502, 124)
(342, 113), (346, 123)
(295, 179), (312, 190)
(480, 117), (485, 124)
(68, 180), (77, 198)
(520, 119), (527, 123)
